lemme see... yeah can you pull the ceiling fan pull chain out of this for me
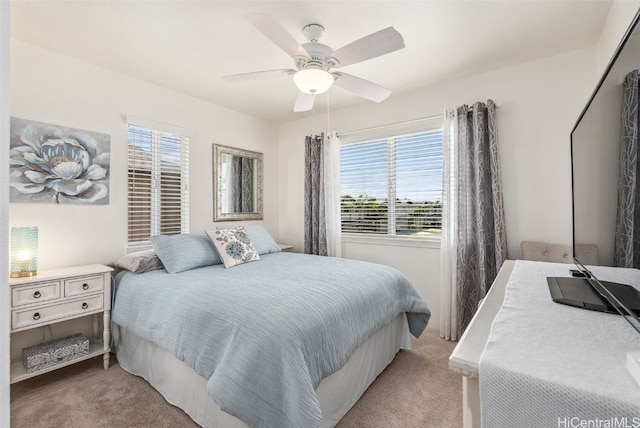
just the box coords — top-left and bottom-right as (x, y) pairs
(312, 102), (316, 138)
(327, 91), (331, 136)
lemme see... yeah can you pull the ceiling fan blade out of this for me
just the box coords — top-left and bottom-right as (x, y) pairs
(294, 91), (315, 112)
(245, 13), (310, 60)
(332, 72), (391, 103)
(222, 69), (296, 83)
(330, 27), (405, 68)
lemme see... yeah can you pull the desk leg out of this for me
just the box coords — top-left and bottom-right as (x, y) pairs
(462, 375), (481, 428)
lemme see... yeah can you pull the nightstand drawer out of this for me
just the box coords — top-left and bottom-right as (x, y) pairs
(12, 294), (104, 331)
(64, 275), (104, 297)
(11, 281), (61, 308)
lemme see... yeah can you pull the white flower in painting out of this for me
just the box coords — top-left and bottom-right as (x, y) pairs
(10, 123), (110, 203)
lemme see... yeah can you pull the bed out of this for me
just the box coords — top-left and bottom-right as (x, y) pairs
(111, 228), (431, 428)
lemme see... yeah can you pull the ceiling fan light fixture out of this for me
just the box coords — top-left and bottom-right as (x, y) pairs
(293, 68), (334, 95)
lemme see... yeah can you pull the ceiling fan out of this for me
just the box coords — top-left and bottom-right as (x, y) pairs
(222, 13), (405, 112)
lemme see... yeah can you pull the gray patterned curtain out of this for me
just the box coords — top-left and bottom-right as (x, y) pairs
(304, 133), (327, 255)
(456, 100), (507, 337)
(230, 156), (254, 212)
(615, 70), (640, 268)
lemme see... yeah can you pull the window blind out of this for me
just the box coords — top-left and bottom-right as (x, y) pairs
(340, 128), (443, 238)
(127, 124), (189, 252)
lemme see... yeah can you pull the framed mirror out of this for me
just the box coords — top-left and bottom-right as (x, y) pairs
(213, 144), (263, 221)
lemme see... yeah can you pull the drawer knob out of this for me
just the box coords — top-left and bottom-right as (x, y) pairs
(33, 312), (40, 320)
(82, 283), (89, 290)
(82, 302), (88, 310)
(33, 291), (41, 299)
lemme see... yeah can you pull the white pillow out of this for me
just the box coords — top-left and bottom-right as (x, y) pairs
(215, 225), (281, 255)
(205, 226), (260, 268)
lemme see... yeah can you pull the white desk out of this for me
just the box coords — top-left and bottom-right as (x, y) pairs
(450, 260), (640, 428)
(448, 260), (513, 428)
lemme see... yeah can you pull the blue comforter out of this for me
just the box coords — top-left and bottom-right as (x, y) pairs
(112, 252), (430, 428)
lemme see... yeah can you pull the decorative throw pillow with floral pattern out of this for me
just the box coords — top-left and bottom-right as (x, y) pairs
(205, 226), (260, 268)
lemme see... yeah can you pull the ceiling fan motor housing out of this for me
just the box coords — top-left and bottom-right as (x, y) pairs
(298, 42), (334, 71)
(296, 24), (339, 71)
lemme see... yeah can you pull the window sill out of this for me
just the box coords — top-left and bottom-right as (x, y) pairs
(341, 233), (441, 249)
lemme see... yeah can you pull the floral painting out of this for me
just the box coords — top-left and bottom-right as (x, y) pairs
(10, 117), (110, 204)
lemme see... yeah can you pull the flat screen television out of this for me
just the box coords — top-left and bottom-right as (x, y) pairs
(568, 8), (640, 334)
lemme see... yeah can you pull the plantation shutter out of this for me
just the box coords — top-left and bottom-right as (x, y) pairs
(340, 127), (443, 237)
(127, 122), (190, 252)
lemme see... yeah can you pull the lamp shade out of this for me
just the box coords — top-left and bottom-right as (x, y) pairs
(10, 226), (38, 278)
(293, 69), (334, 95)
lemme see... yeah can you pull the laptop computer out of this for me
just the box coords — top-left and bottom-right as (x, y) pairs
(547, 276), (640, 316)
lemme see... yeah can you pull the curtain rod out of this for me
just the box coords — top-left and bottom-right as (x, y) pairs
(339, 113), (444, 138)
(463, 102), (500, 113)
(338, 102), (500, 138)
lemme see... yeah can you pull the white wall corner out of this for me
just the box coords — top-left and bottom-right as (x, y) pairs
(595, 0), (640, 75)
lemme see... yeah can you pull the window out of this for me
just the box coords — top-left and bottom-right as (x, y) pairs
(127, 122), (189, 252)
(340, 123), (443, 239)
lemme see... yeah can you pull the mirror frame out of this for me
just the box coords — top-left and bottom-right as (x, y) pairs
(212, 144), (263, 222)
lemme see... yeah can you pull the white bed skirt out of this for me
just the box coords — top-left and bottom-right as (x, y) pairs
(112, 312), (412, 428)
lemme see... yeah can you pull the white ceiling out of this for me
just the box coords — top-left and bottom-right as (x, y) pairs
(10, 0), (612, 124)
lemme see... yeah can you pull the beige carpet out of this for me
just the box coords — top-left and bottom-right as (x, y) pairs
(11, 329), (461, 428)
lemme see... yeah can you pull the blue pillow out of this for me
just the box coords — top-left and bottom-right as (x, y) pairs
(151, 233), (221, 273)
(215, 225), (281, 255)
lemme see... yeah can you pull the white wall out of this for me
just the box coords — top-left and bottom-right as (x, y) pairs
(278, 48), (597, 330)
(1, 2), (10, 425)
(595, 0), (640, 74)
(10, 40), (279, 270)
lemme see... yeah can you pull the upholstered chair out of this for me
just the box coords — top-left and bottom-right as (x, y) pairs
(520, 241), (598, 266)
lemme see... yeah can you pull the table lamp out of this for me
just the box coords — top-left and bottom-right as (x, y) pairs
(10, 226), (38, 278)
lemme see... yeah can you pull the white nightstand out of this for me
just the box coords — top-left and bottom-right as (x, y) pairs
(9, 264), (113, 383)
(278, 244), (294, 252)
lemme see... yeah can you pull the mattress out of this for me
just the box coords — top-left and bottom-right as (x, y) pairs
(113, 312), (412, 428)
